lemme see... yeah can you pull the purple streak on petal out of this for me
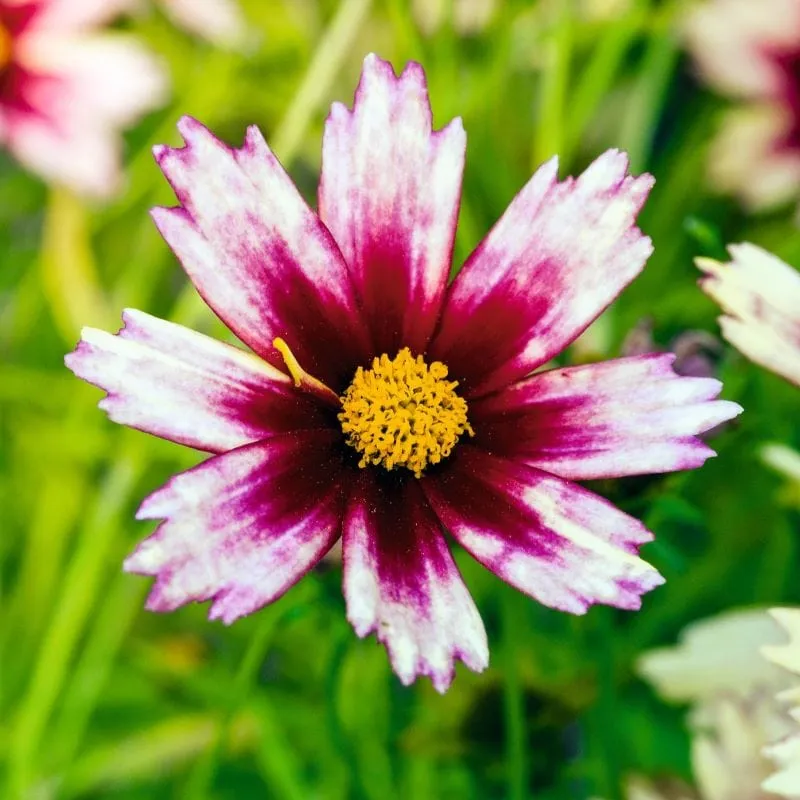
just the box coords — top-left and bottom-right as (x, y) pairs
(422, 446), (665, 614)
(429, 150), (654, 398)
(342, 471), (488, 693)
(124, 431), (345, 623)
(151, 116), (370, 390)
(469, 353), (743, 480)
(65, 309), (335, 452)
(318, 54), (465, 357)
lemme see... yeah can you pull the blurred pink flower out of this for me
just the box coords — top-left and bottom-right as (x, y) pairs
(153, 0), (245, 46)
(686, 0), (800, 210)
(696, 244), (800, 387)
(0, 0), (168, 196)
(67, 54), (740, 692)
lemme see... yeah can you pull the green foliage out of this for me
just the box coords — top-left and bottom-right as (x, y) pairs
(2, 1), (798, 798)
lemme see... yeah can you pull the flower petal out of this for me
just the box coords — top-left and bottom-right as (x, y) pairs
(422, 446), (664, 614)
(1, 110), (125, 197)
(429, 150), (654, 397)
(151, 116), (370, 389)
(763, 608), (800, 677)
(684, 0), (800, 99)
(706, 106), (800, 211)
(763, 732), (800, 799)
(698, 243), (800, 386)
(342, 472), (488, 692)
(156, 0), (246, 46)
(65, 309), (332, 453)
(318, 54), (465, 356)
(3, 33), (166, 197)
(19, 34), (170, 127)
(469, 354), (742, 480)
(636, 609), (789, 703)
(125, 431), (344, 623)
(28, 0), (133, 31)
(762, 609), (800, 799)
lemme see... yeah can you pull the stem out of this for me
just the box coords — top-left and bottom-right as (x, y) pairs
(39, 188), (114, 344)
(182, 606), (293, 800)
(617, 12), (679, 173)
(564, 0), (649, 162)
(270, 0), (374, 163)
(5, 447), (142, 798)
(50, 577), (148, 774)
(592, 610), (622, 800)
(502, 590), (528, 800)
(532, 0), (573, 169)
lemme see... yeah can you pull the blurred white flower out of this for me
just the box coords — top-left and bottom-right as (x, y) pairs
(691, 693), (791, 800)
(638, 609), (791, 701)
(638, 609), (797, 800)
(154, 0), (246, 47)
(696, 244), (800, 388)
(762, 609), (800, 798)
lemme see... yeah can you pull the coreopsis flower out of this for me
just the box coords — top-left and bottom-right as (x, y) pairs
(685, 0), (800, 210)
(66, 54), (741, 691)
(639, 609), (797, 800)
(762, 608), (800, 798)
(696, 244), (800, 387)
(0, 0), (167, 197)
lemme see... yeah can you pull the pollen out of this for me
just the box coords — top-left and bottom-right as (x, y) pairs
(339, 348), (474, 478)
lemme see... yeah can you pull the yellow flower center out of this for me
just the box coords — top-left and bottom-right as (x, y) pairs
(339, 348), (474, 478)
(0, 22), (11, 71)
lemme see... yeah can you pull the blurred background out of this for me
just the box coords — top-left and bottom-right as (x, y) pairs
(2, 0), (800, 798)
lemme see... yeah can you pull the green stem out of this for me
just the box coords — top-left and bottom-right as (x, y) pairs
(564, 0), (649, 162)
(50, 577), (148, 779)
(270, 0), (374, 163)
(5, 446), (142, 798)
(590, 610), (622, 800)
(532, 0), (573, 169)
(182, 606), (289, 800)
(502, 590), (528, 800)
(617, 14), (679, 173)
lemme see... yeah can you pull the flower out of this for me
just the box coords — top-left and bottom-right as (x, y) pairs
(66, 54), (741, 692)
(696, 244), (800, 387)
(639, 609), (798, 800)
(638, 609), (791, 702)
(152, 0), (245, 47)
(762, 608), (800, 798)
(0, 0), (168, 197)
(685, 0), (800, 210)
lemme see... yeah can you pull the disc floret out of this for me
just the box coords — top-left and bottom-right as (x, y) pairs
(339, 348), (474, 478)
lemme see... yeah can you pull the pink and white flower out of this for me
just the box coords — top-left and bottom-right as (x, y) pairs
(685, 0), (800, 210)
(697, 244), (800, 387)
(0, 0), (167, 197)
(66, 54), (741, 692)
